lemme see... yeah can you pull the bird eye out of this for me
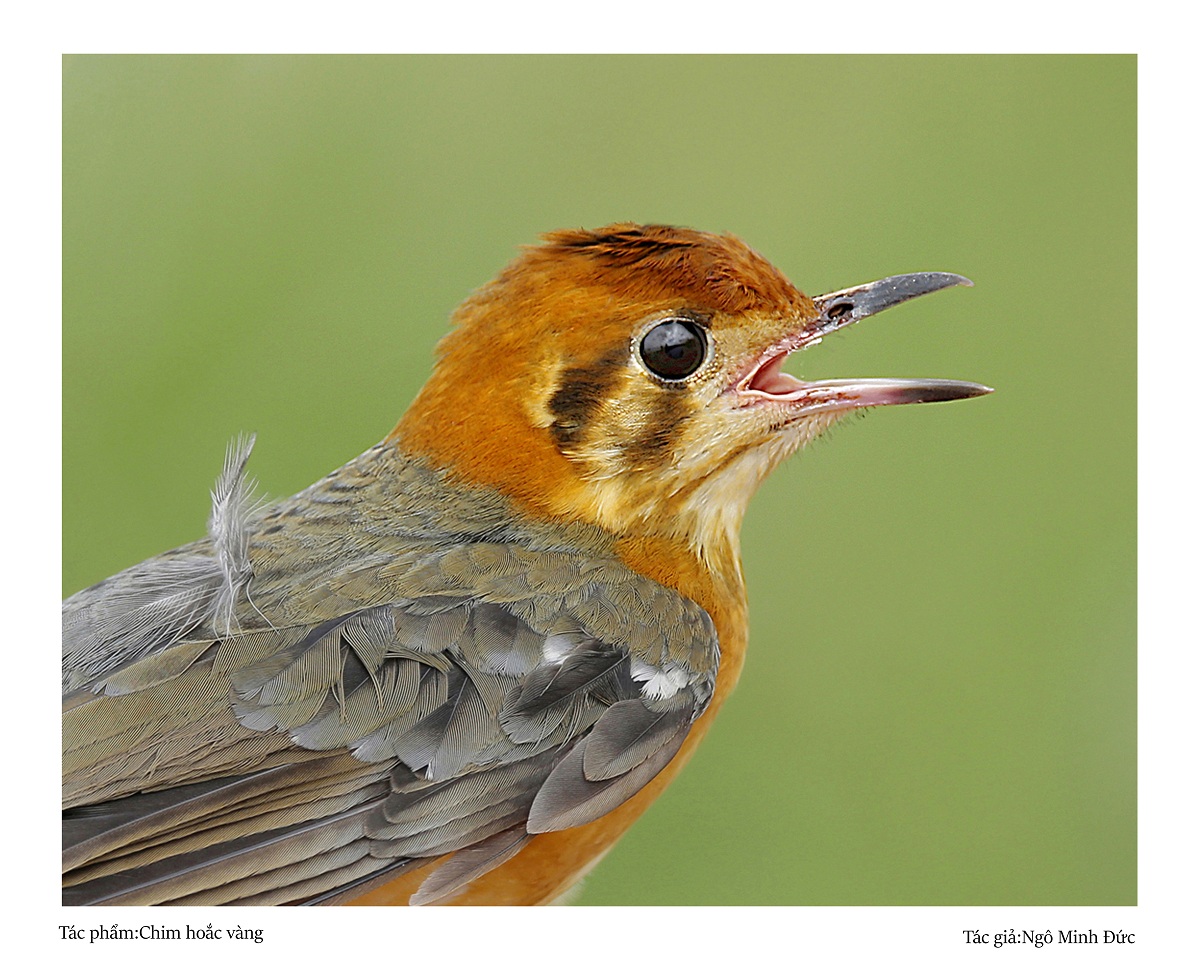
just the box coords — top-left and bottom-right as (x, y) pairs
(639, 319), (707, 381)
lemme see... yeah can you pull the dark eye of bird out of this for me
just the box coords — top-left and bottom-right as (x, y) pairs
(639, 319), (707, 381)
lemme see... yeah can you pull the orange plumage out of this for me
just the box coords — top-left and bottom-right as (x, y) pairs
(62, 224), (988, 905)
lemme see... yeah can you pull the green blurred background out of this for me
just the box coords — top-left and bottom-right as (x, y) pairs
(62, 56), (1135, 906)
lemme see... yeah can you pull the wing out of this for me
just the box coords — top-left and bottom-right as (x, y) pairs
(63, 440), (718, 905)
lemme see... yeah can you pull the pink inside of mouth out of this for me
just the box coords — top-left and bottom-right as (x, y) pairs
(746, 352), (805, 395)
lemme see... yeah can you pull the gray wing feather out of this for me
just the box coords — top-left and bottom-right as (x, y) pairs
(410, 825), (532, 906)
(499, 640), (634, 744)
(64, 806), (376, 905)
(290, 658), (423, 751)
(388, 671), (504, 780)
(62, 552), (223, 694)
(526, 724), (690, 834)
(582, 699), (692, 780)
(175, 837), (377, 905)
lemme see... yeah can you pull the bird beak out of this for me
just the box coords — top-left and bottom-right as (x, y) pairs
(737, 272), (993, 413)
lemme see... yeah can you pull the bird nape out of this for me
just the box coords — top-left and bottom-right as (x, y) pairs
(62, 223), (990, 906)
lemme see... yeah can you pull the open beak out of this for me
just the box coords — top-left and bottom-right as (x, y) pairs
(739, 272), (992, 414)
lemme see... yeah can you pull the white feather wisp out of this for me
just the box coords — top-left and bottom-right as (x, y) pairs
(207, 433), (261, 636)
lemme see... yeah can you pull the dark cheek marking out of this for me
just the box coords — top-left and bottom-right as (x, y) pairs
(548, 346), (629, 451)
(623, 390), (690, 470)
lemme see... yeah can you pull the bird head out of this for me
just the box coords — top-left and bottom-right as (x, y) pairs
(395, 223), (989, 563)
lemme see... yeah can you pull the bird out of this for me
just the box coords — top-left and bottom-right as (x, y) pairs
(62, 222), (991, 906)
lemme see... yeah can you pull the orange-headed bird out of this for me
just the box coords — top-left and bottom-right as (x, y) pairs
(63, 224), (990, 905)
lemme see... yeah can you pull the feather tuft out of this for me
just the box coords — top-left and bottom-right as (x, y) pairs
(208, 434), (262, 636)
